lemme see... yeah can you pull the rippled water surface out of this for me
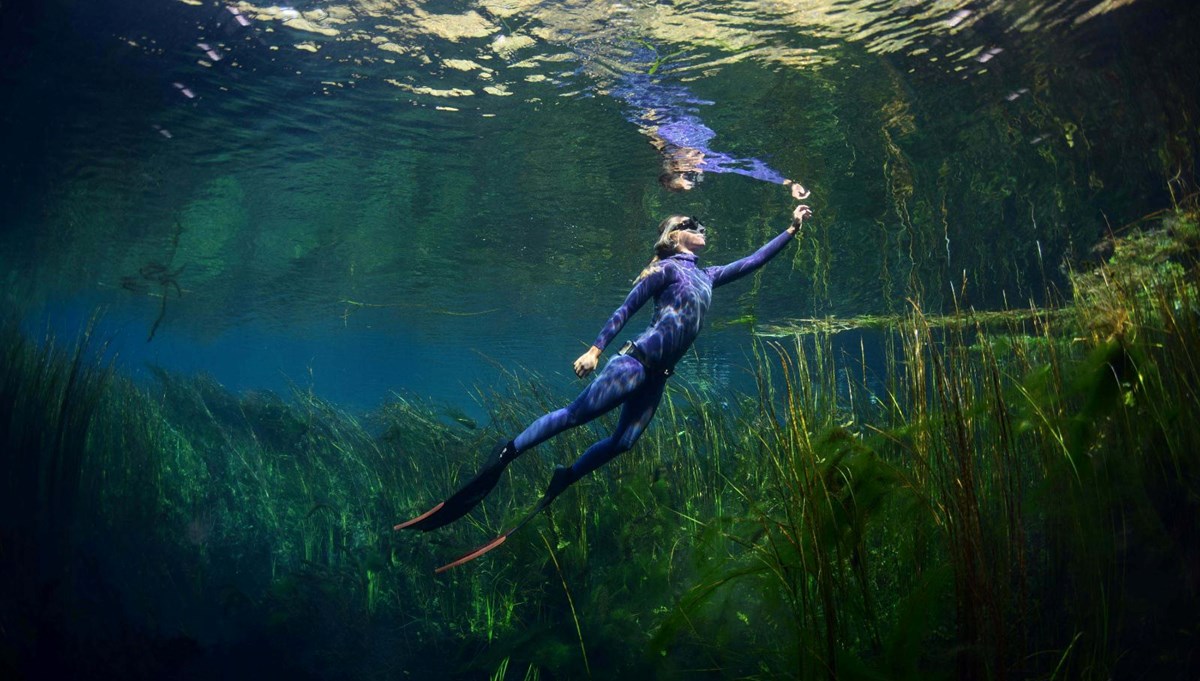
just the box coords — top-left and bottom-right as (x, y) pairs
(2, 0), (1196, 409)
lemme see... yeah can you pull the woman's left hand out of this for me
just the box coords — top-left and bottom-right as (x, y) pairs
(573, 347), (602, 379)
(789, 205), (813, 234)
(788, 181), (810, 201)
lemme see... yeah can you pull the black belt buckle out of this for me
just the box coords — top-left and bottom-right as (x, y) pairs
(617, 340), (643, 364)
(617, 341), (673, 378)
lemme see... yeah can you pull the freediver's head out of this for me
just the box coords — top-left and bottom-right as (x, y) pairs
(659, 171), (698, 192)
(653, 215), (707, 258)
(634, 215), (707, 283)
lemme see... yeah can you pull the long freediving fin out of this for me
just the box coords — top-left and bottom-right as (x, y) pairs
(435, 465), (574, 573)
(394, 441), (516, 532)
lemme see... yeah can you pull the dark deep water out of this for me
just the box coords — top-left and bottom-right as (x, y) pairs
(2, 1), (1199, 679)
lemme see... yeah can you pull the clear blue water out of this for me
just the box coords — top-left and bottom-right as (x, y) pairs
(4, 0), (1194, 418)
(3, 2), (1199, 679)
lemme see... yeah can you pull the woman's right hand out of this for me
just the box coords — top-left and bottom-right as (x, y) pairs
(789, 204), (813, 234)
(573, 347), (601, 378)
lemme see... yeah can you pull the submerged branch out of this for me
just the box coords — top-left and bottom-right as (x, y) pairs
(756, 307), (1072, 338)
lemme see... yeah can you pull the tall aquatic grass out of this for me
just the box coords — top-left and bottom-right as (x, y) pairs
(0, 318), (113, 609)
(642, 210), (1199, 679)
(1, 211), (1197, 679)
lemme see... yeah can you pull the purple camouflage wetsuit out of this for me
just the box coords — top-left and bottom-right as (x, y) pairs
(512, 227), (796, 482)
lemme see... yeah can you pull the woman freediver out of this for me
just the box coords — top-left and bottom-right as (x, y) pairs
(397, 202), (814, 571)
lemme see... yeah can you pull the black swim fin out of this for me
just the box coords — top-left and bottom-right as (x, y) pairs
(394, 440), (517, 532)
(434, 465), (576, 573)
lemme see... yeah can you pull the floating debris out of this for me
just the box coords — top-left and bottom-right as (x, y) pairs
(946, 9), (972, 28)
(197, 42), (223, 61)
(226, 5), (251, 27)
(1005, 87), (1030, 101)
(977, 46), (1004, 63)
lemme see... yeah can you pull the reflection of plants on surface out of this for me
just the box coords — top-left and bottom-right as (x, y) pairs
(121, 218), (186, 342)
(1069, 208), (1198, 343)
(3, 211), (1199, 679)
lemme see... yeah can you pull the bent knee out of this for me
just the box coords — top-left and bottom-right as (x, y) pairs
(614, 437), (639, 454)
(562, 406), (584, 428)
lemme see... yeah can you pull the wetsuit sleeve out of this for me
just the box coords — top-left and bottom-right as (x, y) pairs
(706, 229), (794, 288)
(700, 154), (788, 185)
(592, 263), (672, 351)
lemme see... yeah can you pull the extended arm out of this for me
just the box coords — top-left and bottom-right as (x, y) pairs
(707, 205), (813, 288)
(702, 154), (787, 184)
(573, 264), (671, 378)
(699, 156), (810, 199)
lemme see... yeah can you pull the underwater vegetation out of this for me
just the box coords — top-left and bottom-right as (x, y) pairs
(2, 210), (1198, 680)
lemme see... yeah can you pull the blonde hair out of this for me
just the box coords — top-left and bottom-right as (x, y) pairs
(634, 215), (691, 283)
